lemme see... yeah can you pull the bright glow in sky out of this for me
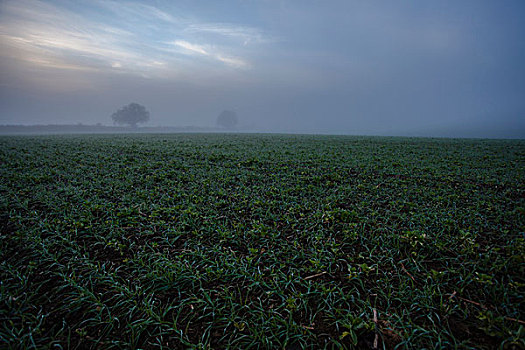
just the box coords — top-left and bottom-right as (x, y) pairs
(1, 0), (524, 137)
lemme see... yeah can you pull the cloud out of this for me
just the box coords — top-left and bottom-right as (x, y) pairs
(0, 0), (258, 87)
(186, 23), (272, 45)
(0, 1), (149, 72)
(216, 55), (249, 69)
(172, 40), (209, 56)
(95, 0), (180, 24)
(169, 40), (249, 69)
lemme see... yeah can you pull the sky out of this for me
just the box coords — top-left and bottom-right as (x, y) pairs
(0, 0), (524, 137)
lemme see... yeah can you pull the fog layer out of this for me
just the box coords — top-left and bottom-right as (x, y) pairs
(1, 0), (524, 137)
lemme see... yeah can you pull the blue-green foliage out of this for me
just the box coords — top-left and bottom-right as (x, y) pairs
(0, 134), (523, 349)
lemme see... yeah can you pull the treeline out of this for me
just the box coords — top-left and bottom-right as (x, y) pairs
(0, 124), (218, 135)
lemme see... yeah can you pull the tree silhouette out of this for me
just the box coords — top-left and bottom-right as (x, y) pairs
(111, 103), (150, 127)
(216, 110), (238, 129)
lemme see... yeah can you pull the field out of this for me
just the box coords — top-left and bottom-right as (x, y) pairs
(1, 134), (524, 349)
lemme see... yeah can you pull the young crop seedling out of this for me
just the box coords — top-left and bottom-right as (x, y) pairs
(1, 134), (524, 349)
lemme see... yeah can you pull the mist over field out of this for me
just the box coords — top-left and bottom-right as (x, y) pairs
(1, 0), (524, 138)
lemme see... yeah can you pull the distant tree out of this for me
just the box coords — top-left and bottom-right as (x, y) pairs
(216, 110), (238, 129)
(111, 103), (150, 127)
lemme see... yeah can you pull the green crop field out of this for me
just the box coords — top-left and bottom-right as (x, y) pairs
(1, 134), (524, 349)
